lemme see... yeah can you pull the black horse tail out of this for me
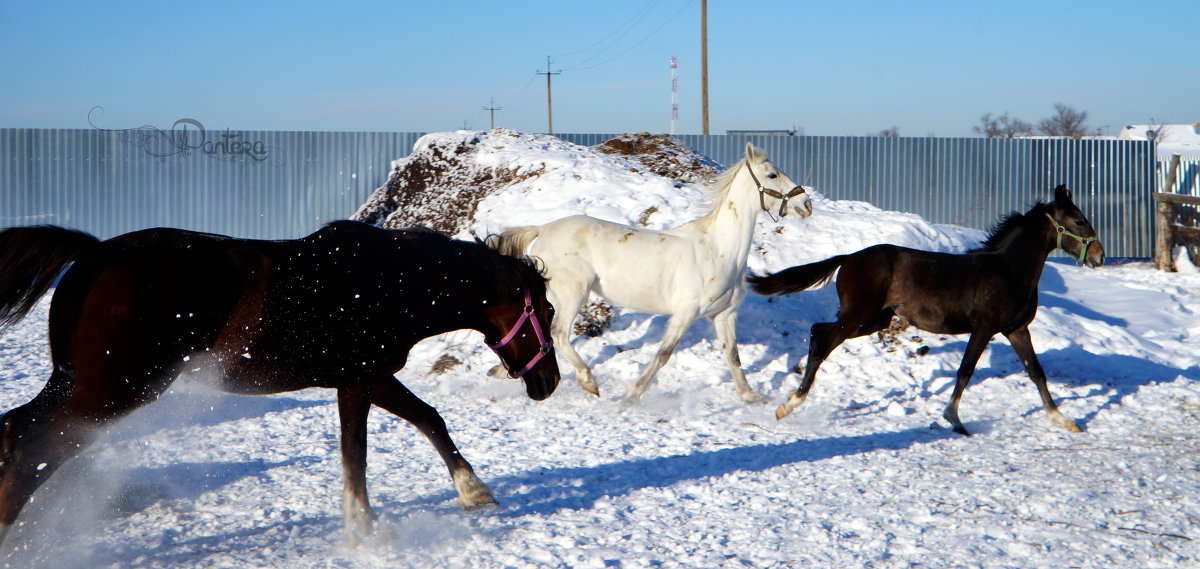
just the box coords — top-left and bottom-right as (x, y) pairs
(0, 226), (100, 331)
(747, 255), (847, 296)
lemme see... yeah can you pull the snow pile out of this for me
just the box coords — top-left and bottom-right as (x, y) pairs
(353, 129), (715, 236)
(1, 130), (1198, 568)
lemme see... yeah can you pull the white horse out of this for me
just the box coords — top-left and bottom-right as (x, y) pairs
(493, 143), (813, 403)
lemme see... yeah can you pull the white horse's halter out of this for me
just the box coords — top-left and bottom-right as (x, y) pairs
(745, 160), (806, 221)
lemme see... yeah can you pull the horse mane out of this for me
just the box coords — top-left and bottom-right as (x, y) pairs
(699, 145), (766, 212)
(973, 202), (1051, 252)
(322, 221), (546, 297)
(467, 234), (548, 295)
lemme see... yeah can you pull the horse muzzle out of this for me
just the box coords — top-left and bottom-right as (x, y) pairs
(790, 194), (814, 218)
(1083, 240), (1106, 268)
(523, 363), (560, 401)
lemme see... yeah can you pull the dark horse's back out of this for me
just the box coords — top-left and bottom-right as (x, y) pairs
(44, 222), (449, 398)
(750, 243), (1040, 336)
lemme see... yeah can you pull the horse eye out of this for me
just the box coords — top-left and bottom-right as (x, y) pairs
(766, 173), (778, 179)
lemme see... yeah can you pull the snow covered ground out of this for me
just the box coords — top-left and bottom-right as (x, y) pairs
(1, 131), (1198, 568)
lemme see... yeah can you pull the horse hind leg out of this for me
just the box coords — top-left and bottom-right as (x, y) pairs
(0, 369), (106, 544)
(777, 321), (840, 419)
(942, 331), (993, 435)
(777, 307), (895, 420)
(625, 311), (697, 403)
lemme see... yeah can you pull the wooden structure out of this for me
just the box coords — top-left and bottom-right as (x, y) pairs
(1154, 154), (1200, 271)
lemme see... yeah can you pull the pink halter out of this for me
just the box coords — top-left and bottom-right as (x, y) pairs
(488, 289), (553, 378)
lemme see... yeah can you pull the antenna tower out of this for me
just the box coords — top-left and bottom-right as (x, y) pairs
(670, 56), (679, 135)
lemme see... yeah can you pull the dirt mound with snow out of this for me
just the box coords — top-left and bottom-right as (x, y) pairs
(593, 132), (722, 185)
(352, 130), (721, 236)
(352, 131), (546, 235)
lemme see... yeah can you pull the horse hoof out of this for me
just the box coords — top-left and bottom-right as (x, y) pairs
(453, 470), (497, 510)
(461, 497), (500, 512)
(1058, 418), (1084, 433)
(774, 393), (806, 420)
(740, 390), (768, 404)
(457, 490), (498, 511)
(577, 377), (600, 396)
(1048, 411), (1083, 433)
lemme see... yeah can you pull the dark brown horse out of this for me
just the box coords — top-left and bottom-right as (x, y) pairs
(0, 220), (559, 545)
(748, 185), (1104, 434)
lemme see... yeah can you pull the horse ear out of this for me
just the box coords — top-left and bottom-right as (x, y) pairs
(1053, 184), (1072, 203)
(743, 142), (766, 163)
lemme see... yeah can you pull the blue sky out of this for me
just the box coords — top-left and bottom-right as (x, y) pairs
(1, 0), (1196, 137)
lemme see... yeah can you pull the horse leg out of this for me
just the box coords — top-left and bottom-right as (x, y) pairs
(776, 305), (894, 420)
(777, 321), (843, 419)
(710, 307), (764, 403)
(0, 362), (175, 544)
(624, 311), (697, 403)
(546, 281), (599, 396)
(369, 376), (496, 510)
(336, 382), (378, 546)
(943, 332), (993, 435)
(0, 369), (80, 543)
(1005, 326), (1082, 433)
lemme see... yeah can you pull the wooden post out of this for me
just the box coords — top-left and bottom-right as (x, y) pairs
(1156, 199), (1176, 271)
(1154, 155), (1183, 271)
(701, 0), (709, 135)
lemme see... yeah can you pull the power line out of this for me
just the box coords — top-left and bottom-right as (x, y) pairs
(563, 0), (694, 73)
(552, 0), (659, 60)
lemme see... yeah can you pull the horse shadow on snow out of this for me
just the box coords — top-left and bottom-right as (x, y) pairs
(379, 425), (956, 521)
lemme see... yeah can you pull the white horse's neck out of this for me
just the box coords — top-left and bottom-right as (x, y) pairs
(679, 160), (763, 262)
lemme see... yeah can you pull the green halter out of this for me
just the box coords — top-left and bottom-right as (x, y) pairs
(1044, 213), (1098, 264)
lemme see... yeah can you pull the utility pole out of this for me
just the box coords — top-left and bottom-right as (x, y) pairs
(484, 97), (501, 130)
(670, 56), (679, 135)
(537, 56), (562, 134)
(701, 0), (709, 135)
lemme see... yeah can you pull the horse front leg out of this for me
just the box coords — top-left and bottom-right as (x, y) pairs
(1005, 326), (1083, 433)
(943, 332), (993, 435)
(710, 307), (765, 403)
(369, 376), (496, 510)
(336, 383), (377, 546)
(546, 283), (599, 396)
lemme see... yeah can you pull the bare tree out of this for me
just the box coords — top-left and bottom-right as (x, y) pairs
(876, 126), (901, 138)
(1038, 103), (1090, 139)
(974, 112), (1034, 138)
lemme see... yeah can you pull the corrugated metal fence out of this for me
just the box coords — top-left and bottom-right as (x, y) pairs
(1157, 156), (1200, 196)
(1, 128), (1157, 257)
(560, 134), (1157, 258)
(1, 128), (424, 240)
